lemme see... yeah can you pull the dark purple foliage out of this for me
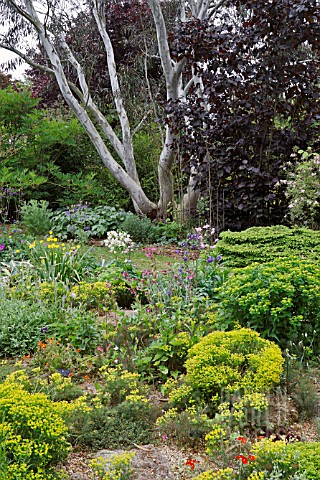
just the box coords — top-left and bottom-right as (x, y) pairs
(166, 0), (320, 231)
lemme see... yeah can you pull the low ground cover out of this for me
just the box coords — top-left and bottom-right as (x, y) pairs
(0, 220), (320, 479)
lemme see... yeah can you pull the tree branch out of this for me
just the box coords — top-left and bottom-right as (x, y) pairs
(147, 0), (174, 92)
(0, 43), (54, 75)
(91, 0), (138, 183)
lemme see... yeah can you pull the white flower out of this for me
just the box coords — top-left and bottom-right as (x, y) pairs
(103, 230), (135, 253)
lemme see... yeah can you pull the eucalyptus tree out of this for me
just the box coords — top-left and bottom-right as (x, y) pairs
(0, 0), (227, 217)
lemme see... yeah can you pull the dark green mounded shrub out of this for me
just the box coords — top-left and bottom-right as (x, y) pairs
(185, 328), (283, 399)
(216, 225), (320, 268)
(216, 258), (320, 351)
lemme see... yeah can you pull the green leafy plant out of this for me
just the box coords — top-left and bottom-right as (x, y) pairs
(216, 258), (320, 351)
(0, 378), (71, 479)
(0, 227), (33, 262)
(97, 259), (141, 308)
(51, 203), (127, 241)
(0, 294), (51, 357)
(185, 328), (283, 401)
(20, 199), (53, 236)
(38, 306), (104, 354)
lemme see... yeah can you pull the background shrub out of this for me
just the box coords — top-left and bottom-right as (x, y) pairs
(285, 147), (320, 229)
(120, 214), (154, 243)
(185, 328), (283, 400)
(20, 200), (53, 236)
(216, 226), (320, 268)
(217, 258), (320, 351)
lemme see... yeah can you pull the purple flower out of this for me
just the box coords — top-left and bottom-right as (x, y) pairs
(0, 244), (5, 251)
(41, 326), (48, 333)
(183, 257), (189, 262)
(216, 255), (222, 261)
(207, 256), (215, 263)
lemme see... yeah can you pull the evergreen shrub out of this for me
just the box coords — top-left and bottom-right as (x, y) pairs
(216, 226), (320, 268)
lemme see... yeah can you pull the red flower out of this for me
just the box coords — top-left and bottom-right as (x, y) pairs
(186, 459), (197, 470)
(237, 436), (247, 444)
(236, 455), (249, 464)
(249, 455), (255, 461)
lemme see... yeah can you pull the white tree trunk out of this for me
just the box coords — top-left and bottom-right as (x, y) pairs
(21, 0), (156, 215)
(1, 0), (228, 219)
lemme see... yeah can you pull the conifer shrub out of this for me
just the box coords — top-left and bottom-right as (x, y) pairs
(216, 226), (320, 268)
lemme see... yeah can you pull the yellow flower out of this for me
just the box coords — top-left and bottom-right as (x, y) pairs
(49, 231), (53, 234)
(76, 245), (80, 249)
(39, 240), (44, 244)
(53, 238), (58, 242)
(29, 243), (36, 249)
(61, 243), (65, 247)
(15, 249), (20, 253)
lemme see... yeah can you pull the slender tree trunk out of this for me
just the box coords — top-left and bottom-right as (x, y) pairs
(181, 167), (201, 220)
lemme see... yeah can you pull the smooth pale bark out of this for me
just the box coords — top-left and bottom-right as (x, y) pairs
(181, 167), (201, 219)
(21, 0), (156, 215)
